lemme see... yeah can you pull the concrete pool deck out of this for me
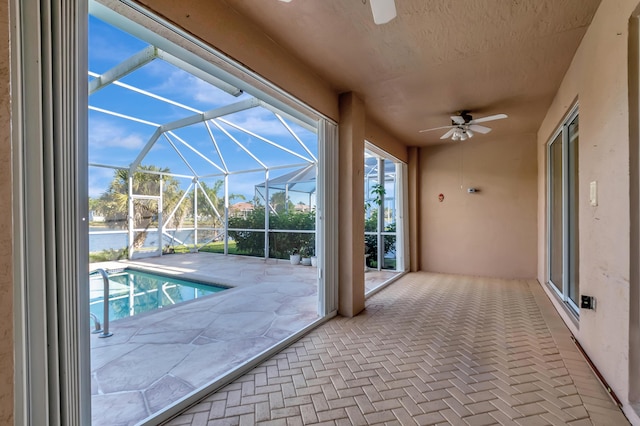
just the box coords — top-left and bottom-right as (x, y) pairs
(90, 253), (399, 425)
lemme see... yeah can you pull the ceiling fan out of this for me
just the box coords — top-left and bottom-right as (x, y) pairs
(419, 111), (508, 141)
(278, 0), (397, 25)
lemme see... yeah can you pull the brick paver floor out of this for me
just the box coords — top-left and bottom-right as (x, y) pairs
(163, 273), (629, 425)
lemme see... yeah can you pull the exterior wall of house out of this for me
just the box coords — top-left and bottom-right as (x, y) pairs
(419, 133), (538, 279)
(0, 0), (13, 422)
(537, 0), (640, 420)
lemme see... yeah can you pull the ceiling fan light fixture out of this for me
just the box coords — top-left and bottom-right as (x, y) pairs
(370, 0), (397, 24)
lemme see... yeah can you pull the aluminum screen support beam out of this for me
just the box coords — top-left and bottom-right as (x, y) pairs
(89, 45), (156, 94)
(129, 98), (260, 171)
(156, 49), (243, 97)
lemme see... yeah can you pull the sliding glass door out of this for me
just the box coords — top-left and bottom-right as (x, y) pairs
(547, 106), (579, 312)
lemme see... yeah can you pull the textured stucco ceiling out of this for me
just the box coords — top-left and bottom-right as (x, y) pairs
(223, 0), (601, 146)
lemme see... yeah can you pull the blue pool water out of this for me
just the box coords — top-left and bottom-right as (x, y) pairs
(89, 269), (228, 322)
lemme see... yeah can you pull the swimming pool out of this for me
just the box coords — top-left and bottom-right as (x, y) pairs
(89, 268), (228, 322)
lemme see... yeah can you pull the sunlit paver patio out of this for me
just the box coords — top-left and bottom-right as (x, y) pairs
(89, 253), (400, 425)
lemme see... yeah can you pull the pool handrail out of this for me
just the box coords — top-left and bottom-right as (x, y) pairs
(90, 268), (113, 338)
(89, 312), (102, 334)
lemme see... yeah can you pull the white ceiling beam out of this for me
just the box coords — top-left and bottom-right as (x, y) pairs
(258, 100), (316, 133)
(167, 131), (226, 175)
(89, 46), (157, 94)
(90, 0), (321, 129)
(163, 133), (200, 178)
(129, 99), (259, 172)
(274, 113), (317, 162)
(130, 127), (163, 172)
(204, 121), (229, 174)
(155, 49), (243, 97)
(88, 105), (159, 127)
(216, 117), (314, 164)
(211, 120), (268, 170)
(160, 98), (260, 133)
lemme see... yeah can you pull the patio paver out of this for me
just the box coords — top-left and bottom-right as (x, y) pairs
(90, 252), (399, 425)
(163, 272), (630, 426)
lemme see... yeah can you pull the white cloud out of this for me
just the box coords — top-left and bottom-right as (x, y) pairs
(88, 166), (118, 198)
(89, 117), (146, 150)
(216, 108), (295, 141)
(147, 64), (234, 107)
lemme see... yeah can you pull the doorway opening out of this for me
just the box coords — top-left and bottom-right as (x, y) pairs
(87, 2), (337, 424)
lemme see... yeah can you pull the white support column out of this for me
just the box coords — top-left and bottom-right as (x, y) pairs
(285, 183), (289, 213)
(317, 119), (339, 315)
(193, 178), (198, 250)
(128, 173), (135, 259)
(158, 176), (164, 255)
(224, 174), (229, 255)
(264, 169), (270, 259)
(377, 158), (384, 271)
(397, 162), (409, 272)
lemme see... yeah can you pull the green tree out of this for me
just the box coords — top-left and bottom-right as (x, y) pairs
(96, 166), (185, 249)
(228, 208), (315, 259)
(193, 180), (245, 227)
(88, 197), (102, 216)
(364, 183), (395, 267)
(269, 191), (294, 214)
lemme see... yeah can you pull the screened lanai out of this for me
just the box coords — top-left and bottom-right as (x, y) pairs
(84, 4), (405, 425)
(88, 10), (319, 261)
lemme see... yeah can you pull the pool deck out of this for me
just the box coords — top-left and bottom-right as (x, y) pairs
(90, 252), (399, 425)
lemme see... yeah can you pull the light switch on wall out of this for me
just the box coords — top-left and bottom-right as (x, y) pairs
(590, 181), (598, 206)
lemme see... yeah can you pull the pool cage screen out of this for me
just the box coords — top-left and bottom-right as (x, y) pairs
(88, 15), (319, 260)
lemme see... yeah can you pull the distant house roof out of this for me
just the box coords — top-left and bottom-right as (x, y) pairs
(230, 201), (255, 212)
(294, 203), (310, 212)
(255, 164), (316, 195)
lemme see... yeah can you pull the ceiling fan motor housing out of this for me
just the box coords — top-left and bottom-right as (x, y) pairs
(453, 110), (473, 125)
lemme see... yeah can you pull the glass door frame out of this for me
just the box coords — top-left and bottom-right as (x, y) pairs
(546, 104), (580, 314)
(364, 142), (406, 273)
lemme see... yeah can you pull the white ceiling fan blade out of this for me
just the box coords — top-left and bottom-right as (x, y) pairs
(440, 128), (456, 139)
(450, 115), (466, 125)
(469, 124), (492, 134)
(469, 113), (508, 124)
(370, 0), (397, 25)
(419, 125), (454, 133)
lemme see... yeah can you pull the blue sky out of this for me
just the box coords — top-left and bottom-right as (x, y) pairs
(88, 15), (318, 202)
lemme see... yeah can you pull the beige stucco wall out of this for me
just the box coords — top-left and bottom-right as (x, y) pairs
(0, 0), (13, 423)
(338, 93), (366, 317)
(536, 0), (639, 417)
(365, 119), (408, 164)
(420, 133), (538, 279)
